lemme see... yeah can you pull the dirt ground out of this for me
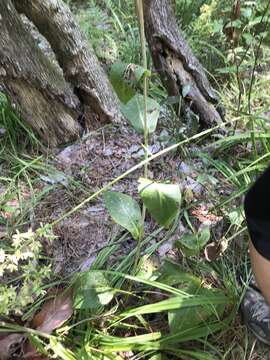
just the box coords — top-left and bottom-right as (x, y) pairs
(33, 120), (232, 275)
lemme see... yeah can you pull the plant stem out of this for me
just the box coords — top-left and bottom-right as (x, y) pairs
(134, 0), (148, 272)
(136, 0), (148, 179)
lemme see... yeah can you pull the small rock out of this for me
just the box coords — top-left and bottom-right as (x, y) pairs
(179, 161), (191, 175)
(56, 144), (82, 165)
(157, 240), (174, 257)
(103, 148), (113, 156)
(40, 172), (68, 187)
(128, 144), (140, 154)
(185, 176), (203, 195)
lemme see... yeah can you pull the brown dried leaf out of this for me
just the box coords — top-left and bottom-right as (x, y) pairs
(191, 206), (222, 225)
(0, 333), (25, 360)
(204, 239), (228, 262)
(32, 289), (73, 333)
(24, 289), (73, 359)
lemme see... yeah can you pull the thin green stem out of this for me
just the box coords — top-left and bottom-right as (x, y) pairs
(134, 0), (148, 272)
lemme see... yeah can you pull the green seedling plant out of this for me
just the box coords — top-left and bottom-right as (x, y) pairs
(62, 2), (236, 359)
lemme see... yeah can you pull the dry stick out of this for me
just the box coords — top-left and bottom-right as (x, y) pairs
(134, 0), (148, 272)
(51, 117), (240, 228)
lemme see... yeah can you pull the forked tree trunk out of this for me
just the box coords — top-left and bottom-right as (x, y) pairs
(143, 0), (224, 127)
(0, 0), (122, 146)
(13, 0), (121, 130)
(0, 0), (82, 146)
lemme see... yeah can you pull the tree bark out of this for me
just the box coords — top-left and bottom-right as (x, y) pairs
(143, 0), (224, 127)
(13, 0), (122, 130)
(0, 0), (82, 146)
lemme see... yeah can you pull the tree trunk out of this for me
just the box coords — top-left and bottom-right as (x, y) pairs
(13, 0), (122, 130)
(0, 0), (82, 146)
(143, 0), (224, 127)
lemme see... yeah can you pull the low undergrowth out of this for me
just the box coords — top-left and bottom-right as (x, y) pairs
(1, 0), (270, 359)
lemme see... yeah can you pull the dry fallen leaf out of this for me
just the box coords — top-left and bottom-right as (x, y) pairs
(204, 239), (228, 262)
(191, 206), (222, 225)
(23, 288), (74, 359)
(0, 333), (25, 360)
(33, 288), (73, 333)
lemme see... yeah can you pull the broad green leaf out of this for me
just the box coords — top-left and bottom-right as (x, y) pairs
(109, 62), (150, 104)
(168, 287), (225, 334)
(158, 259), (201, 287)
(176, 227), (210, 256)
(249, 16), (267, 27)
(104, 191), (143, 240)
(109, 63), (136, 103)
(138, 178), (181, 227)
(160, 95), (181, 106)
(176, 234), (199, 256)
(121, 94), (160, 134)
(198, 227), (211, 246)
(73, 271), (114, 309)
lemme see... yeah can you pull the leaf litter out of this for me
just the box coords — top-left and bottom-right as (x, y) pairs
(32, 122), (232, 274)
(1, 122), (235, 359)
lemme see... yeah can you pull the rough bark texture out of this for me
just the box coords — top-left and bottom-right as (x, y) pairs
(13, 0), (122, 130)
(0, 0), (82, 146)
(143, 0), (224, 127)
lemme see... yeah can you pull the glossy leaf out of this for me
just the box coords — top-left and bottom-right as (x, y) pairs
(121, 94), (160, 134)
(138, 178), (181, 227)
(104, 191), (143, 240)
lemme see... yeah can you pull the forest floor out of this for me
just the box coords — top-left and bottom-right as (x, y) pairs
(1, 108), (269, 359)
(1, 0), (270, 359)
